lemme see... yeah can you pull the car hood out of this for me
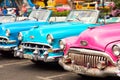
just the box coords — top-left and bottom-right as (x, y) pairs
(40, 22), (99, 35)
(74, 23), (120, 51)
(0, 20), (46, 34)
(22, 22), (100, 43)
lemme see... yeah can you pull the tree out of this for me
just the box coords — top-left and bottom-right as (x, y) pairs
(14, 0), (23, 9)
(113, 0), (120, 8)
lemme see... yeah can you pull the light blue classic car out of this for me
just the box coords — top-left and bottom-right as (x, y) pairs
(15, 10), (104, 63)
(0, 9), (59, 54)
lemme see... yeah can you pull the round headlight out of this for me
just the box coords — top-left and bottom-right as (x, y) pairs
(47, 34), (54, 44)
(6, 29), (10, 37)
(112, 45), (120, 56)
(59, 40), (66, 49)
(18, 32), (23, 41)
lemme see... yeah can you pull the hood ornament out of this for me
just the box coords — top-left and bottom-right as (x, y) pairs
(30, 36), (34, 39)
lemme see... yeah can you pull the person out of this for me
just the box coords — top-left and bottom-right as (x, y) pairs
(2, 6), (8, 15)
(108, 1), (115, 10)
(95, 0), (101, 10)
(109, 7), (120, 17)
(21, 4), (27, 16)
(15, 7), (20, 16)
(0, 7), (3, 15)
(32, 5), (40, 10)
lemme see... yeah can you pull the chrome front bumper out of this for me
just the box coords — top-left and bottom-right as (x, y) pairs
(0, 45), (16, 51)
(14, 48), (62, 62)
(59, 58), (120, 77)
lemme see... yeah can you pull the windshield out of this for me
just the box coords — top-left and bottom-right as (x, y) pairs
(66, 10), (99, 24)
(0, 15), (16, 23)
(28, 10), (51, 22)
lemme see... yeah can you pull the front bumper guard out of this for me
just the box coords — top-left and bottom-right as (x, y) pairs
(0, 45), (16, 51)
(15, 48), (63, 62)
(59, 58), (120, 77)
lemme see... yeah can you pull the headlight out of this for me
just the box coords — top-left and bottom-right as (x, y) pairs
(112, 45), (120, 56)
(47, 34), (54, 44)
(59, 39), (66, 49)
(18, 32), (23, 40)
(6, 29), (10, 37)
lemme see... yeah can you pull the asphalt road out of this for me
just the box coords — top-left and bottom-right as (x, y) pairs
(0, 54), (119, 80)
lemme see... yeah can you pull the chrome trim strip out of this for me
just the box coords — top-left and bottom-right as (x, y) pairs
(0, 40), (16, 43)
(0, 46), (16, 51)
(21, 42), (52, 48)
(22, 47), (48, 50)
(0, 36), (9, 40)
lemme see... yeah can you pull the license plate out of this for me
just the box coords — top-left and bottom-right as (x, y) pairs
(72, 65), (86, 73)
(24, 54), (33, 59)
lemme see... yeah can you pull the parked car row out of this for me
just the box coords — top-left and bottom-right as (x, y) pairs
(0, 9), (120, 78)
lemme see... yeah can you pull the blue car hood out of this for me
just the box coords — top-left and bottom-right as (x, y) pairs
(22, 22), (100, 43)
(40, 22), (98, 33)
(0, 20), (47, 35)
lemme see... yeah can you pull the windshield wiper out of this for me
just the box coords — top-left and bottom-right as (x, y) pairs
(75, 17), (82, 21)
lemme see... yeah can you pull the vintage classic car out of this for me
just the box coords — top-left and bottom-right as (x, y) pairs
(0, 9), (57, 54)
(59, 23), (120, 77)
(14, 10), (103, 62)
(0, 14), (29, 23)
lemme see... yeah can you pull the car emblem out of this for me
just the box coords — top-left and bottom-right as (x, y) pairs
(80, 40), (88, 46)
(30, 36), (34, 39)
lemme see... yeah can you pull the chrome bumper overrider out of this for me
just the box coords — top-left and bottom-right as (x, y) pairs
(14, 48), (62, 62)
(59, 58), (120, 77)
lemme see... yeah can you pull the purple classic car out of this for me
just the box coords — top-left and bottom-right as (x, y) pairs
(59, 22), (120, 77)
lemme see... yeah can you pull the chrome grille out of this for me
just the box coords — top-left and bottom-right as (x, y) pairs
(0, 36), (8, 41)
(68, 48), (116, 68)
(0, 36), (8, 44)
(69, 53), (108, 68)
(21, 42), (51, 50)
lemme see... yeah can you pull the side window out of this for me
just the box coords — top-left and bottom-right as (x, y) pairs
(89, 4), (95, 7)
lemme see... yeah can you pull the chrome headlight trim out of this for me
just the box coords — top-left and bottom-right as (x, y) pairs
(59, 39), (66, 49)
(6, 29), (10, 37)
(18, 32), (23, 41)
(47, 34), (54, 44)
(112, 44), (120, 56)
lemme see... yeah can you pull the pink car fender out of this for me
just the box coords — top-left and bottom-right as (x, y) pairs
(61, 36), (78, 55)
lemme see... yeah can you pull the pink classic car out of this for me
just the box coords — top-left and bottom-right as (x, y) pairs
(59, 23), (120, 77)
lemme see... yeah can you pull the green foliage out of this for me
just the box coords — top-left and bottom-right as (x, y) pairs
(52, 10), (70, 16)
(113, 0), (120, 8)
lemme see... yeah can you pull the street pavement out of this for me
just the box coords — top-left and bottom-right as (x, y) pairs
(0, 54), (119, 80)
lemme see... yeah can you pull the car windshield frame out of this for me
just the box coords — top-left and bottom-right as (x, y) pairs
(0, 15), (16, 23)
(66, 10), (100, 24)
(28, 9), (51, 22)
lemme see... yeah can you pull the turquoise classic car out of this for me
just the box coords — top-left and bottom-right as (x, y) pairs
(0, 9), (59, 54)
(15, 10), (104, 63)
